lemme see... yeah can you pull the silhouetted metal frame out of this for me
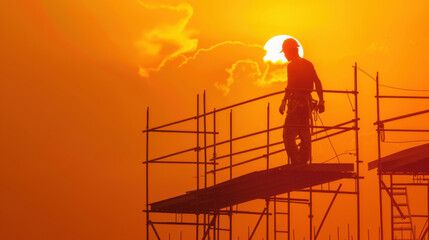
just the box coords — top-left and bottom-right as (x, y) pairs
(143, 79), (362, 239)
(374, 69), (429, 240)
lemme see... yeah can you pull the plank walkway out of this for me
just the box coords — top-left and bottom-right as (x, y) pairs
(150, 163), (355, 213)
(368, 143), (429, 174)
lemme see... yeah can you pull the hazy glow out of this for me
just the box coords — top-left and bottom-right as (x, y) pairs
(263, 35), (304, 63)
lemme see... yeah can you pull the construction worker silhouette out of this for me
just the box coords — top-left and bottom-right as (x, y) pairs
(279, 38), (325, 166)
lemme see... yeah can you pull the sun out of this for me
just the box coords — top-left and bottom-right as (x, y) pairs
(263, 35), (304, 64)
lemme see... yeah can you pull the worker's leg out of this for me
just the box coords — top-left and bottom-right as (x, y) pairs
(299, 126), (311, 164)
(296, 105), (311, 165)
(283, 115), (299, 165)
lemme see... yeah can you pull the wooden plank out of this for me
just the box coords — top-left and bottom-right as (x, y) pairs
(150, 163), (355, 213)
(368, 143), (429, 173)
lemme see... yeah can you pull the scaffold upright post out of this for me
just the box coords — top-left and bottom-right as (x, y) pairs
(213, 108), (217, 239)
(214, 108), (217, 185)
(229, 109), (232, 240)
(203, 90), (208, 234)
(310, 186), (313, 239)
(390, 175), (394, 239)
(376, 71), (384, 240)
(196, 94), (200, 240)
(146, 107), (150, 240)
(266, 102), (270, 240)
(288, 191), (291, 240)
(354, 62), (361, 240)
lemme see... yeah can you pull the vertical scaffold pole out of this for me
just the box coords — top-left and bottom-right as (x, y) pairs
(213, 108), (217, 240)
(229, 109), (232, 240)
(203, 91), (208, 233)
(376, 72), (384, 240)
(196, 94), (200, 240)
(310, 101), (313, 239)
(390, 175), (394, 239)
(146, 107), (150, 240)
(288, 190), (291, 240)
(354, 62), (361, 240)
(203, 90), (208, 189)
(310, 187), (313, 240)
(274, 195), (277, 240)
(214, 108), (217, 185)
(288, 155), (291, 240)
(266, 103), (270, 240)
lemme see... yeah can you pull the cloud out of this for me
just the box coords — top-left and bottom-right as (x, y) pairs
(176, 41), (289, 95)
(215, 59), (264, 95)
(178, 41), (263, 68)
(136, 2), (290, 95)
(136, 1), (198, 77)
(216, 59), (288, 95)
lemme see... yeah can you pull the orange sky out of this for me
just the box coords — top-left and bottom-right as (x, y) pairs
(2, 1), (429, 239)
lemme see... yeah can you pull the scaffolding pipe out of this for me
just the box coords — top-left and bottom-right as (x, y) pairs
(142, 89), (357, 133)
(390, 175), (394, 239)
(374, 109), (429, 125)
(203, 91), (208, 237)
(266, 103), (270, 240)
(149, 129), (219, 134)
(149, 221), (161, 240)
(196, 94), (200, 240)
(146, 107), (150, 240)
(354, 62), (361, 240)
(376, 72), (384, 240)
(202, 214), (217, 240)
(229, 109), (233, 240)
(314, 184), (343, 240)
(249, 208), (267, 240)
(213, 109), (217, 240)
(376, 95), (429, 99)
(274, 195), (277, 240)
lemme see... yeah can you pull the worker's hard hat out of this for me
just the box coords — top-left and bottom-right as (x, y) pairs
(280, 38), (300, 52)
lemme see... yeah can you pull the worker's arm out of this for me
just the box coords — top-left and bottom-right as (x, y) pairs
(312, 65), (325, 113)
(279, 88), (288, 115)
(279, 65), (293, 115)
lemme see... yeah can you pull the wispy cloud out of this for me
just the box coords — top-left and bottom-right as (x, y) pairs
(136, 1), (198, 77)
(136, 2), (289, 94)
(178, 41), (263, 68)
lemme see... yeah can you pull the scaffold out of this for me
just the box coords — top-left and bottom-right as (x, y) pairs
(143, 63), (363, 240)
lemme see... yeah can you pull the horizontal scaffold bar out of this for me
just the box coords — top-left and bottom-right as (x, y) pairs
(380, 128), (429, 132)
(374, 109), (429, 125)
(142, 160), (218, 165)
(143, 89), (358, 133)
(207, 128), (354, 174)
(376, 95), (429, 99)
(295, 189), (357, 195)
(144, 209), (272, 216)
(150, 129), (219, 134)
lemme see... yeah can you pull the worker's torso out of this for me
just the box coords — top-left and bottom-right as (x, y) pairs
(287, 58), (316, 95)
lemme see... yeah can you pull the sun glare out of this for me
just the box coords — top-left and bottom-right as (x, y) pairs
(263, 35), (304, 64)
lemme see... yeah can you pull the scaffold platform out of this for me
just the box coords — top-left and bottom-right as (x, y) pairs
(368, 143), (429, 174)
(151, 163), (355, 213)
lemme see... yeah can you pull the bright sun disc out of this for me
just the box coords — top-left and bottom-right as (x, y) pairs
(263, 35), (304, 64)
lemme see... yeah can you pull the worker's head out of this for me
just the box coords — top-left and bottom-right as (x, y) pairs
(281, 38), (300, 61)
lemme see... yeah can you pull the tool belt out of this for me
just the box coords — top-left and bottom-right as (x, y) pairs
(287, 93), (319, 130)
